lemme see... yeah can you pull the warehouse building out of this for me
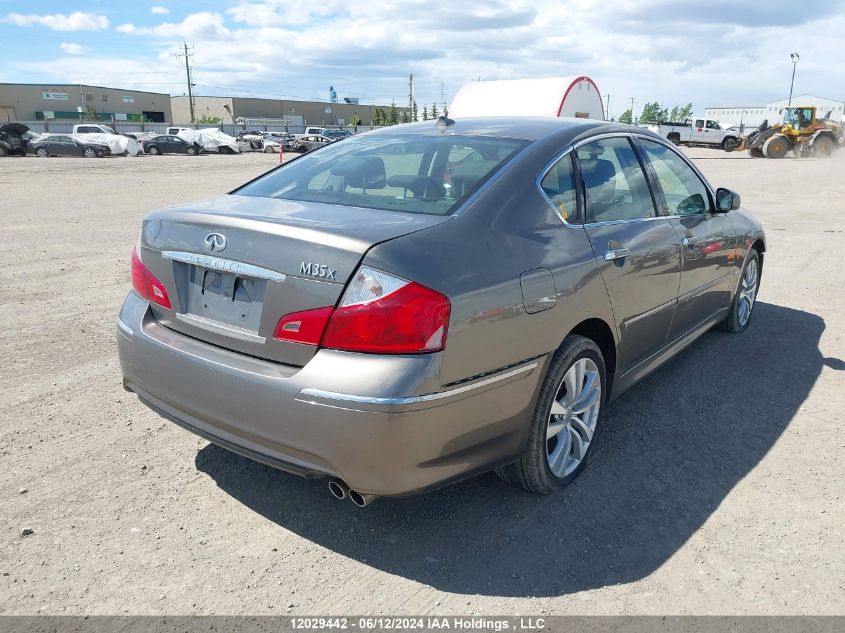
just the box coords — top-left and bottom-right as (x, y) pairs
(0, 83), (172, 123)
(705, 94), (845, 128)
(171, 95), (409, 127)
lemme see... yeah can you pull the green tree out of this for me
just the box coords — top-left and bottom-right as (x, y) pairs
(412, 99), (418, 122)
(430, 102), (439, 119)
(669, 102), (694, 122)
(401, 111), (410, 123)
(389, 100), (398, 125)
(640, 101), (669, 123)
(422, 106), (429, 121)
(619, 108), (633, 124)
(348, 113), (361, 129)
(196, 114), (221, 124)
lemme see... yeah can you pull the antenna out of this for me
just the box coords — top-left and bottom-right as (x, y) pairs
(176, 42), (196, 123)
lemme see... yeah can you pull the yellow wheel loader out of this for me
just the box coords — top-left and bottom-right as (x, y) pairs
(738, 106), (842, 158)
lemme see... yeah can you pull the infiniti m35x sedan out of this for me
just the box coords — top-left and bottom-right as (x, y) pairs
(117, 117), (765, 506)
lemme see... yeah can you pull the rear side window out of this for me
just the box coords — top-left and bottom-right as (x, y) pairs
(540, 153), (577, 223)
(237, 133), (527, 216)
(576, 137), (656, 223)
(639, 139), (711, 215)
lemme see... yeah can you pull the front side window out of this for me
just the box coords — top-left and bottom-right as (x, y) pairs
(706, 120), (720, 130)
(540, 153), (577, 223)
(576, 137), (656, 223)
(236, 133), (527, 216)
(639, 139), (711, 215)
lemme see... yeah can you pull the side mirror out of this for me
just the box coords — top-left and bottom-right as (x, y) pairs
(715, 187), (741, 213)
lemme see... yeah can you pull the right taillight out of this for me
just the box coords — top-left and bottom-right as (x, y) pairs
(321, 267), (450, 354)
(131, 246), (171, 309)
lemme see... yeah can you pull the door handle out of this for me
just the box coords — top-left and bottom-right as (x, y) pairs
(604, 247), (630, 261)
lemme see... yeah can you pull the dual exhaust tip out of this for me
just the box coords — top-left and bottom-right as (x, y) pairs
(328, 478), (378, 507)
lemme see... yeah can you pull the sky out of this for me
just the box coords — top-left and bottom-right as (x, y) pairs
(1, 0), (845, 118)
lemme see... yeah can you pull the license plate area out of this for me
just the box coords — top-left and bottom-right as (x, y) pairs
(182, 265), (266, 332)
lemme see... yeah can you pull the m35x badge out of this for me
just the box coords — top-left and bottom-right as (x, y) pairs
(300, 262), (337, 280)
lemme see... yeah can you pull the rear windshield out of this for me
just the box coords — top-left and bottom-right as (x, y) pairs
(235, 133), (527, 216)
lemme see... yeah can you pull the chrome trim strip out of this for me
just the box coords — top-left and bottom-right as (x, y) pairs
(624, 297), (677, 329)
(162, 251), (286, 283)
(677, 273), (730, 303)
(296, 361), (539, 406)
(175, 312), (267, 344)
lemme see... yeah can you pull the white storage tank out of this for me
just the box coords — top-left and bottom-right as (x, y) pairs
(449, 76), (605, 120)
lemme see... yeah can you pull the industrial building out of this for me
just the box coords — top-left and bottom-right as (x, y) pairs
(171, 95), (409, 127)
(0, 83), (172, 123)
(704, 94), (845, 128)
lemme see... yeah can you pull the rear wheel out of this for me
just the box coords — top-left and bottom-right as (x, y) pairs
(763, 135), (789, 159)
(148, 146), (160, 155)
(264, 145), (275, 153)
(36, 147), (49, 157)
(718, 249), (760, 333)
(813, 135), (835, 158)
(497, 335), (605, 494)
(722, 136), (739, 152)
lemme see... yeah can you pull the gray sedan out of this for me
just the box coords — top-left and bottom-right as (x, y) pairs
(117, 117), (765, 506)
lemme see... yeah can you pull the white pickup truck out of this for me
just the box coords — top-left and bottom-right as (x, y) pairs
(648, 117), (741, 151)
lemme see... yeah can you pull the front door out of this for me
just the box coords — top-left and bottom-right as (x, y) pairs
(637, 137), (737, 339)
(576, 136), (682, 371)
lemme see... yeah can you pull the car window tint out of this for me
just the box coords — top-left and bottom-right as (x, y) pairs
(639, 139), (711, 215)
(576, 137), (656, 223)
(706, 120), (720, 130)
(540, 153), (577, 223)
(695, 119), (705, 128)
(239, 134), (526, 216)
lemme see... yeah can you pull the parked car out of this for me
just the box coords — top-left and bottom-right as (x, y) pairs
(30, 134), (111, 157)
(0, 122), (30, 156)
(166, 127), (193, 136)
(261, 133), (295, 153)
(236, 133), (264, 151)
(301, 126), (326, 137)
(73, 123), (118, 135)
(292, 134), (332, 152)
(323, 129), (352, 141)
(143, 135), (202, 156)
(117, 118), (765, 506)
(648, 117), (741, 151)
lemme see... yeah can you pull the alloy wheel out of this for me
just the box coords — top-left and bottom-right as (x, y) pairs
(737, 258), (758, 326)
(546, 357), (602, 478)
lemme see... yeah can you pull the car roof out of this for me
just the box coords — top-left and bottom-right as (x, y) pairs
(364, 116), (658, 145)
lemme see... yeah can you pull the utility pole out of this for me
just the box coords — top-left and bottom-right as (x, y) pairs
(604, 93), (611, 120)
(177, 42), (195, 123)
(629, 97), (636, 124)
(440, 82), (447, 114)
(408, 73), (415, 114)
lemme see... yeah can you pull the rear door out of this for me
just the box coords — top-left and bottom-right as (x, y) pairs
(576, 136), (681, 370)
(690, 118), (707, 143)
(636, 137), (736, 338)
(54, 135), (77, 155)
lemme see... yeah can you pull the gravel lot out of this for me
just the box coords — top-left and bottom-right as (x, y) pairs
(1, 148), (843, 615)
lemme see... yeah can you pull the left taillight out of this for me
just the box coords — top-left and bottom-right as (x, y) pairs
(131, 246), (171, 309)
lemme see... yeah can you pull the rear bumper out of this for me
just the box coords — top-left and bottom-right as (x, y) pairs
(117, 292), (544, 495)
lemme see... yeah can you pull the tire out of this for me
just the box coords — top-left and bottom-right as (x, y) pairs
(497, 335), (606, 494)
(148, 146), (160, 155)
(82, 147), (97, 158)
(36, 147), (49, 157)
(186, 146), (198, 156)
(718, 249), (761, 333)
(763, 135), (789, 159)
(264, 145), (275, 153)
(722, 136), (739, 152)
(668, 133), (681, 146)
(298, 145), (308, 153)
(813, 135), (835, 158)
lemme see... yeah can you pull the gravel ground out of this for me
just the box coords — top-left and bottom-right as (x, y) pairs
(0, 148), (843, 615)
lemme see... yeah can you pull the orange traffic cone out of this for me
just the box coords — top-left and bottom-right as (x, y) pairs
(278, 143), (284, 164)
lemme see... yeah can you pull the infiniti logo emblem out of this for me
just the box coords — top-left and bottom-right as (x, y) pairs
(204, 232), (227, 252)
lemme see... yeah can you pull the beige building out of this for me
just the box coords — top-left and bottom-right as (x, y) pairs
(171, 95), (408, 126)
(0, 83), (172, 123)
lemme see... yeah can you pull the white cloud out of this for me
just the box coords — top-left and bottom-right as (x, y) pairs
(151, 6), (170, 15)
(6, 11), (109, 31)
(59, 42), (86, 55)
(116, 12), (229, 39)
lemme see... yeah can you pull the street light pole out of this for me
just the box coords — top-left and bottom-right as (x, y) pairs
(788, 52), (800, 107)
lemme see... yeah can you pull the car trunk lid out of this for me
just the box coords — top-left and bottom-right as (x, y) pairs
(138, 194), (450, 365)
